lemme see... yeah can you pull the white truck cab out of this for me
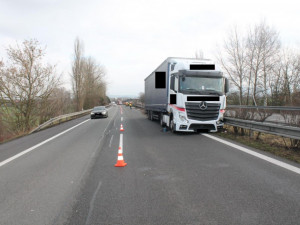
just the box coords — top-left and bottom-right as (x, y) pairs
(145, 57), (229, 133)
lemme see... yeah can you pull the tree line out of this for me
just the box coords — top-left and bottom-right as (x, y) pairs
(0, 38), (108, 142)
(71, 38), (108, 111)
(216, 21), (300, 106)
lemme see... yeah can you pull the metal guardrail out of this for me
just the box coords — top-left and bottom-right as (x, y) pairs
(29, 109), (93, 134)
(224, 117), (300, 140)
(227, 105), (300, 111)
(133, 103), (145, 109)
(225, 105), (300, 139)
(30, 105), (112, 134)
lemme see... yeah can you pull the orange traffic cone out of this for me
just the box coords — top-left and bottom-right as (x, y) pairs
(115, 152), (127, 167)
(120, 124), (124, 131)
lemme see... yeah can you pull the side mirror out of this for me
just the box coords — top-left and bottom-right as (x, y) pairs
(225, 78), (230, 94)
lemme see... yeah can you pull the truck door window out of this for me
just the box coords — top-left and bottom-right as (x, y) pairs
(171, 64), (176, 71)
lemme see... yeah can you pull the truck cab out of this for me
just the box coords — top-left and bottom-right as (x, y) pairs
(145, 57), (229, 133)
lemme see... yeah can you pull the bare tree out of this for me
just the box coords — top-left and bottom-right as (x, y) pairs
(70, 38), (108, 110)
(246, 21), (280, 106)
(0, 39), (60, 132)
(82, 57), (107, 108)
(216, 26), (247, 105)
(71, 38), (85, 111)
(276, 48), (300, 104)
(39, 87), (72, 123)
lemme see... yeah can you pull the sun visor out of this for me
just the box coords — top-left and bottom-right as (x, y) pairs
(178, 70), (223, 78)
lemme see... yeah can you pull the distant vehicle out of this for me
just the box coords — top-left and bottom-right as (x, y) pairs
(144, 57), (229, 133)
(91, 106), (108, 119)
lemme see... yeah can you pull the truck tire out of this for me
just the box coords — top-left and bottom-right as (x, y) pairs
(169, 115), (176, 133)
(148, 111), (153, 121)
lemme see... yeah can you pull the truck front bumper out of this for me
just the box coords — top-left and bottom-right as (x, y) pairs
(175, 119), (224, 132)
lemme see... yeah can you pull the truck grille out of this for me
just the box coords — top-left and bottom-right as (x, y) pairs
(185, 102), (220, 121)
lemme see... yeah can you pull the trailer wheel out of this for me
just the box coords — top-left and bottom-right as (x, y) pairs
(148, 111), (153, 121)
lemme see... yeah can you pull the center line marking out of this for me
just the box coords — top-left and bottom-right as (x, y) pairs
(120, 133), (123, 150)
(109, 135), (114, 148)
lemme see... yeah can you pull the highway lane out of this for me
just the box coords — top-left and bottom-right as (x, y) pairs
(0, 113), (94, 163)
(0, 105), (299, 225)
(0, 106), (119, 225)
(67, 106), (300, 225)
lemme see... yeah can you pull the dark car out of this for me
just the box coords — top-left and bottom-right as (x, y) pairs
(91, 106), (108, 119)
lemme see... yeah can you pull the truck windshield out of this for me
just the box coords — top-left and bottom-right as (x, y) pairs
(94, 106), (106, 110)
(179, 76), (224, 95)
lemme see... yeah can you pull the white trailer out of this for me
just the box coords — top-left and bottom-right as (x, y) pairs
(144, 57), (229, 132)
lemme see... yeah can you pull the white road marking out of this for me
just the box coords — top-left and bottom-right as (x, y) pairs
(120, 133), (123, 150)
(121, 117), (123, 122)
(202, 134), (300, 175)
(85, 181), (102, 225)
(109, 135), (114, 148)
(0, 119), (90, 168)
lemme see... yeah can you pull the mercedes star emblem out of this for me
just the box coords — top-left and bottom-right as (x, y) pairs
(199, 101), (207, 110)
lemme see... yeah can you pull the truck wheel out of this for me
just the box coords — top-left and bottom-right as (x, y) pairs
(147, 111), (153, 121)
(169, 116), (176, 133)
(147, 111), (151, 120)
(150, 111), (153, 121)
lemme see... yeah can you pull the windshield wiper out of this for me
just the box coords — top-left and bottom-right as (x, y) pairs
(181, 89), (202, 94)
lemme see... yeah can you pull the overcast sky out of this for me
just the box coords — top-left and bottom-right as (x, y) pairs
(1, 0), (299, 97)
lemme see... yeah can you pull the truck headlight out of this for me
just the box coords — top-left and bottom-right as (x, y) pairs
(179, 114), (187, 122)
(102, 111), (106, 115)
(219, 109), (225, 120)
(91, 112), (94, 115)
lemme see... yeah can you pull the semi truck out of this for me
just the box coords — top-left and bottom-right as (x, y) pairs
(144, 57), (229, 133)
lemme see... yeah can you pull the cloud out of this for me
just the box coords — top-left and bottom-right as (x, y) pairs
(0, 0), (300, 97)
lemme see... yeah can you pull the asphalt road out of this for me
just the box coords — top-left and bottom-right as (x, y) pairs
(0, 105), (299, 225)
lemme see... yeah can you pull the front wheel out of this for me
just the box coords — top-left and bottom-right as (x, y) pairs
(169, 116), (176, 133)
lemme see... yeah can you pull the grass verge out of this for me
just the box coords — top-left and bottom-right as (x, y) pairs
(216, 125), (300, 164)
